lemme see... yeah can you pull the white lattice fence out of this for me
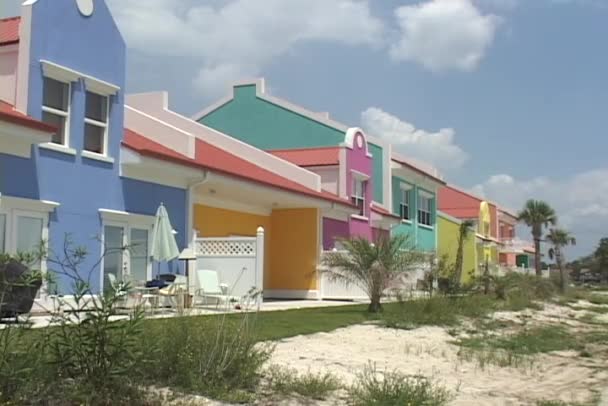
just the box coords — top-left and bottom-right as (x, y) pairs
(191, 228), (265, 300)
(195, 238), (256, 257)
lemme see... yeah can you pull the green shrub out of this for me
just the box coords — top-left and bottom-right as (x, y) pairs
(348, 365), (451, 406)
(383, 295), (496, 329)
(265, 365), (342, 400)
(139, 312), (271, 402)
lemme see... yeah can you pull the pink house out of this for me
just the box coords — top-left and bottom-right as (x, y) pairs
(270, 128), (398, 250)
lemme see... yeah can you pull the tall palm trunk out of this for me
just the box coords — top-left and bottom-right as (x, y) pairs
(533, 226), (542, 277)
(556, 249), (566, 293)
(534, 238), (542, 277)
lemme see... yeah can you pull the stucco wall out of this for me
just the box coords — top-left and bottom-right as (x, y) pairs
(269, 208), (319, 291)
(391, 176), (437, 252)
(199, 84), (385, 203)
(438, 215), (476, 284)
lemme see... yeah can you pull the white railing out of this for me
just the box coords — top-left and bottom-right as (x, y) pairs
(191, 227), (265, 299)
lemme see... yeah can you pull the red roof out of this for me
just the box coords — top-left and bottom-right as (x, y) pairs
(392, 156), (446, 185)
(0, 101), (56, 133)
(123, 129), (354, 208)
(268, 147), (340, 167)
(0, 17), (20, 46)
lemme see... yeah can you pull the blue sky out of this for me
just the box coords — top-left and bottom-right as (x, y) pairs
(3, 0), (607, 258)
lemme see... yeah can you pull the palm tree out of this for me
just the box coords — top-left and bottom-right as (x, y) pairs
(321, 234), (423, 313)
(454, 220), (475, 286)
(518, 200), (557, 277)
(546, 228), (576, 293)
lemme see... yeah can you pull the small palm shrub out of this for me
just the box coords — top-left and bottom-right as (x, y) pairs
(322, 235), (423, 313)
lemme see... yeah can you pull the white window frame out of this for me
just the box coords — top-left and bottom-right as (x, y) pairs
(400, 184), (413, 222)
(83, 91), (110, 157)
(99, 210), (155, 290)
(0, 197), (58, 305)
(351, 177), (367, 217)
(417, 193), (433, 227)
(41, 77), (71, 148)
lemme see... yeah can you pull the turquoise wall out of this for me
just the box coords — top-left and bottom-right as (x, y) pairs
(199, 84), (384, 203)
(369, 144), (384, 203)
(391, 176), (437, 252)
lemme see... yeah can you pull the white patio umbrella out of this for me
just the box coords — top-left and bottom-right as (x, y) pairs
(150, 203), (180, 277)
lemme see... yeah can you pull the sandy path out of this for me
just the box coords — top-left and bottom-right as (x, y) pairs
(268, 324), (607, 405)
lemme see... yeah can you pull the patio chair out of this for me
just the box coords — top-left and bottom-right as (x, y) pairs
(158, 275), (188, 311)
(193, 269), (230, 309)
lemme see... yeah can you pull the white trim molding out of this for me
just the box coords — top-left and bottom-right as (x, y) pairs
(0, 194), (59, 212)
(343, 127), (373, 158)
(351, 170), (370, 181)
(39, 142), (77, 156)
(40, 60), (120, 95)
(98, 208), (155, 226)
(82, 150), (115, 164)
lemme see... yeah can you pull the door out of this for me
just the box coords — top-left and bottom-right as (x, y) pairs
(127, 227), (150, 286)
(13, 212), (46, 298)
(103, 224), (126, 292)
(102, 223), (152, 291)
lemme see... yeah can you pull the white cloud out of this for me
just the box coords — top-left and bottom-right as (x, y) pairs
(389, 0), (501, 72)
(361, 107), (468, 171)
(472, 169), (608, 256)
(107, 0), (384, 97)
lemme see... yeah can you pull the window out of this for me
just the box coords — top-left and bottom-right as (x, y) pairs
(0, 207), (49, 297)
(84, 91), (109, 154)
(42, 77), (70, 145)
(417, 194), (433, 226)
(400, 187), (412, 221)
(351, 178), (366, 216)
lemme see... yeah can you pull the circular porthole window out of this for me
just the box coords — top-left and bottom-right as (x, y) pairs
(356, 134), (364, 148)
(76, 0), (94, 17)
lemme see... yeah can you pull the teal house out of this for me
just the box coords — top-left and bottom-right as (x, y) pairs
(194, 79), (444, 253)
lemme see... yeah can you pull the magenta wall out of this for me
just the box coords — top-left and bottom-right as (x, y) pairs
(323, 217), (350, 250)
(346, 131), (373, 240)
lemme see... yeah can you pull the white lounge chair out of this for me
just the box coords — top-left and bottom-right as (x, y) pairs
(158, 275), (188, 311)
(193, 270), (230, 308)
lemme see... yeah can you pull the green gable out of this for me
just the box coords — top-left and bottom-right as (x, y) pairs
(199, 84), (384, 203)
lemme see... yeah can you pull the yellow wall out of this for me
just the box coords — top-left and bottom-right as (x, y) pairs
(193, 205), (320, 292)
(269, 208), (319, 291)
(194, 205), (271, 238)
(193, 205), (272, 284)
(438, 214), (476, 284)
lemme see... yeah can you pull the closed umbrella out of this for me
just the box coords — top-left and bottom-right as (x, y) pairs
(151, 203), (180, 277)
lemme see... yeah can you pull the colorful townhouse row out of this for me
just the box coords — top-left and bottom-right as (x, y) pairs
(0, 1), (535, 307)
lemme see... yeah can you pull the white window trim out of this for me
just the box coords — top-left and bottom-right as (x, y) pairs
(400, 187), (410, 221)
(351, 177), (366, 217)
(39, 142), (77, 156)
(99, 209), (156, 291)
(41, 59), (120, 96)
(417, 194), (433, 227)
(82, 150), (115, 164)
(351, 170), (370, 181)
(41, 79), (71, 149)
(0, 196), (59, 302)
(84, 92), (110, 157)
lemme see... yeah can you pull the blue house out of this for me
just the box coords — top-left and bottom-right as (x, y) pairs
(0, 0), (187, 307)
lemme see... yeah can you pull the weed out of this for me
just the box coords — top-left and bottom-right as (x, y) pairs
(265, 365), (342, 400)
(348, 364), (452, 406)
